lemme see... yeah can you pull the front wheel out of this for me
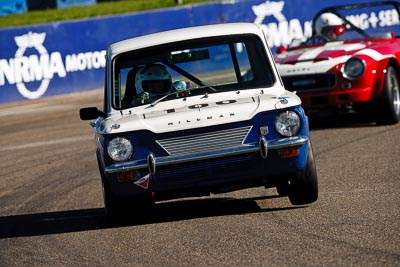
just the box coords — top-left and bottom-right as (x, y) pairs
(102, 180), (125, 223)
(288, 141), (318, 205)
(276, 179), (289, 197)
(376, 65), (400, 125)
(102, 180), (154, 225)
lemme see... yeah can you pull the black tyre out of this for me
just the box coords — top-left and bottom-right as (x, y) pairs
(102, 180), (155, 225)
(376, 65), (400, 125)
(102, 180), (126, 223)
(276, 179), (289, 197)
(97, 153), (154, 224)
(288, 141), (318, 205)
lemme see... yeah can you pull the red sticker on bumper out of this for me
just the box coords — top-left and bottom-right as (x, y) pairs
(134, 174), (150, 189)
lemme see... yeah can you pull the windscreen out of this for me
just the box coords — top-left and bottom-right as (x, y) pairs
(290, 2), (400, 47)
(112, 35), (275, 110)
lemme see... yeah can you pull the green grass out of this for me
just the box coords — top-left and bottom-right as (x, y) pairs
(0, 0), (212, 29)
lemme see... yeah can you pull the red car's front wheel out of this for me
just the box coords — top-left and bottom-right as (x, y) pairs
(377, 65), (400, 125)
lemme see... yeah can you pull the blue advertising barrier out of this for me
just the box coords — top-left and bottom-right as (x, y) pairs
(0, 0), (27, 16)
(0, 0), (396, 104)
(57, 0), (96, 9)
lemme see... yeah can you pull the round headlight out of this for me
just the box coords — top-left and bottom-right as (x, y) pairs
(107, 137), (133, 162)
(342, 57), (365, 79)
(275, 111), (301, 137)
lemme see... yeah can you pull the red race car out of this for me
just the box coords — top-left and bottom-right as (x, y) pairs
(274, 1), (400, 124)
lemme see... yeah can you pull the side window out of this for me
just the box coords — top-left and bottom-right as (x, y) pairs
(234, 42), (253, 82)
(114, 68), (128, 109)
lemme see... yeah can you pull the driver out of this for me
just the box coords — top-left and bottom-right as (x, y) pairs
(315, 13), (346, 41)
(135, 64), (172, 103)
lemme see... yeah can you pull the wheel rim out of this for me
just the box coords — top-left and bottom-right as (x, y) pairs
(389, 67), (400, 117)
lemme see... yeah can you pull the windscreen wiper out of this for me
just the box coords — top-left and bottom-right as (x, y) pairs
(162, 61), (218, 93)
(148, 83), (219, 108)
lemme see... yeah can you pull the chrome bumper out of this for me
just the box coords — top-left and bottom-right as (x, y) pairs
(104, 135), (308, 174)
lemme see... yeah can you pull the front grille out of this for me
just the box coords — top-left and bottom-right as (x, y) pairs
(156, 126), (252, 156)
(282, 73), (336, 92)
(152, 151), (296, 191)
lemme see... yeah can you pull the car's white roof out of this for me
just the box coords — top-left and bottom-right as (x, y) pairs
(108, 23), (265, 59)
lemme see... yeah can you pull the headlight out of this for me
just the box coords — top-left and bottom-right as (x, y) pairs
(107, 137), (133, 162)
(342, 57), (365, 79)
(275, 111), (301, 137)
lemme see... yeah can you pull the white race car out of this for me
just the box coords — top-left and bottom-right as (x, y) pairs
(80, 23), (318, 223)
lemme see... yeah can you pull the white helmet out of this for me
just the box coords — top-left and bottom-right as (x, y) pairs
(315, 13), (345, 36)
(135, 64), (172, 96)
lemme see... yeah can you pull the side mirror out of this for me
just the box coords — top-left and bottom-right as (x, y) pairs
(79, 107), (104, 120)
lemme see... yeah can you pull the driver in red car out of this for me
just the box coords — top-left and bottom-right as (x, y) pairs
(295, 12), (346, 47)
(315, 12), (346, 41)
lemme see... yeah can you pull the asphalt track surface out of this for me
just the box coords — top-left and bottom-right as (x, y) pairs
(0, 90), (399, 266)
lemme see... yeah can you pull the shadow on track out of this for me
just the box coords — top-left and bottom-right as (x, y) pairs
(0, 194), (303, 239)
(308, 111), (377, 130)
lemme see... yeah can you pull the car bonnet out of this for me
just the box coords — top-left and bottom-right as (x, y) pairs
(97, 89), (301, 134)
(275, 42), (368, 75)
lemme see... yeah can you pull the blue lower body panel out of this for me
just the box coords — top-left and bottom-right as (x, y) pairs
(104, 143), (308, 199)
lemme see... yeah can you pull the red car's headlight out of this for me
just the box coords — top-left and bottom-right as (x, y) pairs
(342, 57), (365, 80)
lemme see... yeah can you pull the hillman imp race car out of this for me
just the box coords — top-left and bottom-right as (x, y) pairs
(274, 1), (400, 124)
(80, 23), (318, 222)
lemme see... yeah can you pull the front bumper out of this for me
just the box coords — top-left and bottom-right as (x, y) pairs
(299, 87), (373, 108)
(105, 135), (308, 175)
(281, 72), (378, 109)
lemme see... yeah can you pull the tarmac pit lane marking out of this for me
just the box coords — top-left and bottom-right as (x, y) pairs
(0, 103), (75, 117)
(0, 136), (92, 152)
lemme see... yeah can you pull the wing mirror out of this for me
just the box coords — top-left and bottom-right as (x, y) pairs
(79, 107), (105, 120)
